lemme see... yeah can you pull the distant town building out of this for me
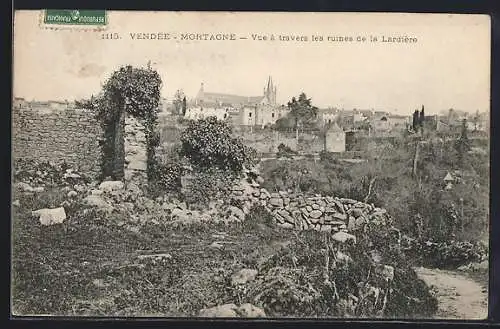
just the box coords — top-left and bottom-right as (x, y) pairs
(185, 76), (287, 127)
(318, 108), (340, 126)
(324, 122), (346, 153)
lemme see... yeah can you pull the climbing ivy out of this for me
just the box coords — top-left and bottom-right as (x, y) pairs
(76, 65), (162, 181)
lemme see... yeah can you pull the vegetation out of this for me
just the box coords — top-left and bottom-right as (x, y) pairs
(260, 134), (489, 252)
(179, 116), (256, 174)
(76, 64), (162, 181)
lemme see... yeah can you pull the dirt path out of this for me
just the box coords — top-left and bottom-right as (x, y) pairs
(414, 266), (488, 320)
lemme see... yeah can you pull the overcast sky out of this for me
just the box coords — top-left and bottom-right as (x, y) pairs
(13, 11), (490, 115)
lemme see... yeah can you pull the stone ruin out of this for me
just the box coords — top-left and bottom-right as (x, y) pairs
(230, 176), (393, 233)
(124, 115), (148, 189)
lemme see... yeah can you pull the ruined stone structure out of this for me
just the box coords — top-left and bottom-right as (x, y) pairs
(230, 178), (393, 233)
(124, 115), (148, 188)
(12, 107), (104, 179)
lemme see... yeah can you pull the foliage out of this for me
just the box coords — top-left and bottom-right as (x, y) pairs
(287, 93), (319, 129)
(454, 119), (471, 165)
(172, 89), (186, 116)
(273, 116), (296, 131)
(148, 161), (185, 196)
(181, 168), (235, 209)
(179, 116), (256, 174)
(402, 238), (487, 269)
(276, 143), (298, 158)
(260, 134), (489, 245)
(242, 230), (438, 318)
(13, 159), (91, 187)
(76, 65), (162, 180)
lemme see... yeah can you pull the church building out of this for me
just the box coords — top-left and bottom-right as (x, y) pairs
(184, 76), (287, 127)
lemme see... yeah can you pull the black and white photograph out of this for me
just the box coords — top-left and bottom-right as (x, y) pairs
(11, 11), (490, 319)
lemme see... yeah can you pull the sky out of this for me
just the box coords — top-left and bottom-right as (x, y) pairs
(13, 11), (490, 115)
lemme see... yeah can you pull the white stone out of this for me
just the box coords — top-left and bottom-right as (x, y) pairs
(237, 303), (266, 318)
(83, 195), (114, 213)
(15, 182), (33, 192)
(98, 181), (124, 192)
(32, 207), (66, 226)
(332, 231), (356, 244)
(231, 269), (258, 285)
(199, 304), (238, 317)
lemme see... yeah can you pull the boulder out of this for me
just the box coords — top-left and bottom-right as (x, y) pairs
(312, 203), (320, 210)
(228, 206), (245, 221)
(32, 207), (66, 226)
(280, 222), (294, 229)
(83, 195), (114, 214)
(348, 208), (364, 218)
(332, 213), (347, 221)
(320, 225), (333, 233)
(15, 182), (33, 192)
(309, 210), (323, 219)
(67, 190), (78, 198)
(98, 181), (124, 193)
(32, 186), (45, 193)
(332, 232), (356, 244)
(269, 197), (283, 207)
(12, 200), (20, 207)
(199, 304), (238, 317)
(90, 189), (104, 196)
(231, 268), (258, 285)
(237, 303), (266, 318)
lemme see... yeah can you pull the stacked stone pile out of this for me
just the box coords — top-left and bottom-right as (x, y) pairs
(229, 173), (393, 233)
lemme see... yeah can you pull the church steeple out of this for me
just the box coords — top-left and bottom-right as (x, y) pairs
(264, 76), (276, 105)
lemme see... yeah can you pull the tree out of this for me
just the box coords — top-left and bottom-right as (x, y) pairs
(172, 89), (185, 115)
(454, 118), (471, 165)
(287, 93), (318, 129)
(412, 110), (419, 132)
(419, 105), (425, 127)
(472, 110), (480, 131)
(182, 96), (187, 116)
(179, 116), (256, 174)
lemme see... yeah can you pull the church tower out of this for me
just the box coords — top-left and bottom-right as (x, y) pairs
(264, 76), (276, 105)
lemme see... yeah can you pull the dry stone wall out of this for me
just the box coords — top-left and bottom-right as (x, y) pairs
(124, 115), (148, 188)
(231, 178), (393, 233)
(12, 107), (104, 179)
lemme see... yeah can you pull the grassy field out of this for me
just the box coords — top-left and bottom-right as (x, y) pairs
(11, 188), (293, 316)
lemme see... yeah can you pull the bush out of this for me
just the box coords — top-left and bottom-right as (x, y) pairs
(179, 116), (256, 173)
(181, 168), (234, 209)
(404, 239), (487, 270)
(241, 230), (438, 318)
(277, 143), (298, 158)
(149, 161), (184, 195)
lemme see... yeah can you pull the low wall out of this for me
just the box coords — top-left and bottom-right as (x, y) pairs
(230, 179), (393, 232)
(12, 107), (104, 179)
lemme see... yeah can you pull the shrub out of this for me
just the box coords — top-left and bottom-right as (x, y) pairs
(149, 161), (184, 195)
(277, 143), (298, 158)
(13, 159), (91, 187)
(242, 230), (438, 318)
(179, 116), (256, 173)
(181, 168), (234, 209)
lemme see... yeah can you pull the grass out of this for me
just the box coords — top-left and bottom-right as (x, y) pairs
(11, 187), (438, 318)
(11, 189), (292, 316)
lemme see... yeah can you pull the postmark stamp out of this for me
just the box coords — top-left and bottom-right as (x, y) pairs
(39, 9), (108, 31)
